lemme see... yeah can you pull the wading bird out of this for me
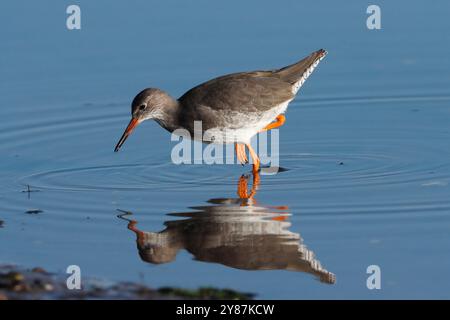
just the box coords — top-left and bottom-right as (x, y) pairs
(115, 49), (327, 174)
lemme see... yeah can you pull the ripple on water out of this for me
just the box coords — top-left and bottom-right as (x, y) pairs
(18, 138), (450, 193)
(6, 94), (450, 217)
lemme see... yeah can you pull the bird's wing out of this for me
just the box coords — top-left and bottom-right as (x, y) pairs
(178, 71), (294, 115)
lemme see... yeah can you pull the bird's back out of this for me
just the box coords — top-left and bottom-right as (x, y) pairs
(176, 49), (327, 142)
(178, 49), (327, 112)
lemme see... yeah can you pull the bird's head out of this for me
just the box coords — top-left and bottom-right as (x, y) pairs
(114, 88), (174, 152)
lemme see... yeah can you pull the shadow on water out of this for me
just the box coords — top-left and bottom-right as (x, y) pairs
(118, 173), (336, 285)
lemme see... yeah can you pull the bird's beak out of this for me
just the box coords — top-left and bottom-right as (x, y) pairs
(114, 118), (140, 152)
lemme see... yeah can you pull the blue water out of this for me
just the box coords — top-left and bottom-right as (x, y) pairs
(1, 1), (450, 299)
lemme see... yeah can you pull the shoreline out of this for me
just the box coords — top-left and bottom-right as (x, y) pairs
(0, 264), (254, 300)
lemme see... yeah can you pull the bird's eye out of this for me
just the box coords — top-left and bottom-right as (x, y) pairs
(139, 104), (146, 111)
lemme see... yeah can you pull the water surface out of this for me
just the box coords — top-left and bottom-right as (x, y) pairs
(1, 1), (450, 299)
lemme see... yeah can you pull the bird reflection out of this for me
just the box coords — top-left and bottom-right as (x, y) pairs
(118, 173), (335, 284)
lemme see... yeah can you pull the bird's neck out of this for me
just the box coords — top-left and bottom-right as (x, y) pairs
(153, 98), (182, 133)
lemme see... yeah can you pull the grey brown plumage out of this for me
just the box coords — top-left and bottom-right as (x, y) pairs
(177, 49), (327, 134)
(121, 194), (335, 284)
(114, 49), (327, 163)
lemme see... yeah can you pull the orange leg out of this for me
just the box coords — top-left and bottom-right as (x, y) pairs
(260, 114), (286, 132)
(246, 143), (260, 174)
(235, 143), (248, 165)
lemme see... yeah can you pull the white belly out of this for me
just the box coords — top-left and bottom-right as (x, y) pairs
(203, 100), (291, 144)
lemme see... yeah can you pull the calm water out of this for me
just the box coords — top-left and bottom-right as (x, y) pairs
(1, 1), (450, 299)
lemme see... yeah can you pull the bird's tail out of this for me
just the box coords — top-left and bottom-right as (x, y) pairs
(276, 49), (327, 91)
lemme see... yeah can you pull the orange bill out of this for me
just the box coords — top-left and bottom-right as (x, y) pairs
(114, 118), (140, 152)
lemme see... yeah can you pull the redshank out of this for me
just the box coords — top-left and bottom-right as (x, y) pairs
(114, 49), (327, 173)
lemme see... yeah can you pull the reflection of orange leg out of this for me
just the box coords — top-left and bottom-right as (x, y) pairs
(271, 215), (288, 222)
(260, 114), (286, 132)
(235, 143), (248, 165)
(270, 205), (289, 211)
(246, 143), (260, 174)
(237, 172), (260, 200)
(268, 205), (289, 221)
(237, 175), (250, 199)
